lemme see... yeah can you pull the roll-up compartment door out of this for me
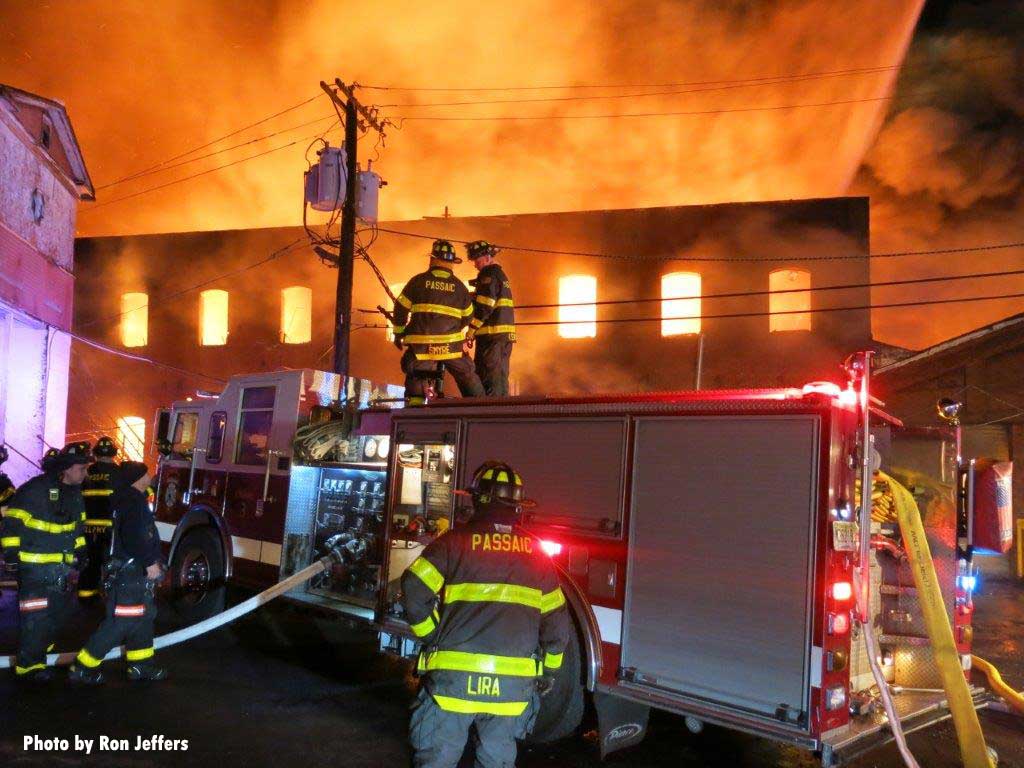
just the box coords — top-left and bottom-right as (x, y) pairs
(621, 415), (820, 727)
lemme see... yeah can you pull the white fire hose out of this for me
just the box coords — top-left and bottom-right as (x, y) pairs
(0, 554), (334, 670)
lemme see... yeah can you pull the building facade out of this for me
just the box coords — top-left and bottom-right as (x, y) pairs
(70, 196), (877, 461)
(0, 84), (93, 483)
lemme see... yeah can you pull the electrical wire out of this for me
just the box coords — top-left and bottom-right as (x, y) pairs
(373, 225), (1024, 263)
(389, 94), (893, 122)
(98, 93), (323, 188)
(68, 331), (227, 383)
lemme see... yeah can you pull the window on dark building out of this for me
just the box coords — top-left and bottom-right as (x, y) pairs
(280, 286), (312, 344)
(199, 289), (229, 346)
(769, 269), (812, 332)
(236, 386), (276, 466)
(120, 292), (149, 347)
(661, 272), (702, 336)
(558, 275), (597, 338)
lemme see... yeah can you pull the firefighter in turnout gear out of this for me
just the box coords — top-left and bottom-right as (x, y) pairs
(393, 240), (485, 406)
(70, 462), (168, 684)
(401, 461), (570, 768)
(78, 436), (119, 600)
(0, 446), (14, 511)
(1, 442), (91, 681)
(466, 241), (515, 397)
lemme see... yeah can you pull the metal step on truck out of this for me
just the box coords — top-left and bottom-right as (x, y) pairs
(151, 354), (996, 764)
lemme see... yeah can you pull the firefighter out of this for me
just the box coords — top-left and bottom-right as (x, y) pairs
(393, 240), (485, 406)
(40, 447), (61, 474)
(1, 442), (91, 681)
(78, 436), (119, 600)
(401, 461), (570, 768)
(465, 241), (515, 397)
(0, 446), (14, 510)
(69, 461), (167, 684)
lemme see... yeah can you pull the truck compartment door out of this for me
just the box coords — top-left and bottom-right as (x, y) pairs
(621, 415), (820, 729)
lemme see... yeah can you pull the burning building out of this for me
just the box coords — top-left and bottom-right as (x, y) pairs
(70, 195), (885, 459)
(0, 84), (93, 483)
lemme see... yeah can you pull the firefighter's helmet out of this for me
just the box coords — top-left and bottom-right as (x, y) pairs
(94, 436), (118, 458)
(465, 460), (536, 510)
(41, 447), (61, 472)
(54, 441), (93, 471)
(0, 445), (7, 466)
(466, 240), (500, 260)
(430, 239), (461, 264)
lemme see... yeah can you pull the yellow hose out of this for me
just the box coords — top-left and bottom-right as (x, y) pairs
(880, 471), (994, 768)
(972, 655), (1024, 716)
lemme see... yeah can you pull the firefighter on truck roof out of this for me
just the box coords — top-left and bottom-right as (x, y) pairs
(400, 461), (570, 768)
(393, 239), (485, 406)
(70, 461), (167, 684)
(1, 442), (91, 682)
(466, 241), (516, 398)
(78, 435), (120, 601)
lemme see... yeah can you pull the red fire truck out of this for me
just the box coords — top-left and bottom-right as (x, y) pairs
(152, 360), (991, 764)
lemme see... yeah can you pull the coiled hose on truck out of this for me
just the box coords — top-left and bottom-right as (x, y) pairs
(0, 553), (335, 670)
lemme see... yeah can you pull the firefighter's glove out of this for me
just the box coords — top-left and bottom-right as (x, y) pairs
(536, 673), (556, 698)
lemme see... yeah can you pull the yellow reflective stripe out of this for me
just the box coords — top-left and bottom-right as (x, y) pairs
(19, 552), (65, 564)
(540, 587), (566, 615)
(0, 487), (14, 502)
(421, 650), (540, 677)
(3, 508), (30, 522)
(469, 318), (484, 328)
(392, 325), (406, 334)
(409, 614), (437, 638)
(126, 647), (154, 662)
(461, 304), (473, 317)
(473, 325), (516, 336)
(74, 537), (86, 549)
(432, 695), (529, 717)
(495, 298), (514, 308)
(77, 589), (99, 597)
(84, 519), (113, 527)
(445, 582), (543, 610)
(407, 397), (426, 406)
(402, 331), (466, 344)
(430, 269), (452, 278)
(496, 471), (509, 483)
(414, 351), (463, 361)
(1, 536), (20, 547)
(19, 515), (77, 534)
(82, 489), (114, 497)
(475, 295), (497, 307)
(76, 648), (102, 668)
(544, 651), (564, 670)
(396, 293), (412, 309)
(411, 303), (465, 319)
(15, 663), (47, 675)
(408, 557), (445, 594)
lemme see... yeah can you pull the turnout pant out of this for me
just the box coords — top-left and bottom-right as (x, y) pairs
(409, 688), (538, 768)
(78, 526), (111, 599)
(76, 573), (156, 669)
(16, 566), (75, 675)
(402, 349), (484, 405)
(473, 337), (513, 397)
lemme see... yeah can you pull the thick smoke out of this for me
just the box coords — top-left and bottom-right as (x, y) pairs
(853, 5), (1024, 348)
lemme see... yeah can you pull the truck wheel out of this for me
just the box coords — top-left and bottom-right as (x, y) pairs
(170, 527), (226, 623)
(528, 628), (584, 743)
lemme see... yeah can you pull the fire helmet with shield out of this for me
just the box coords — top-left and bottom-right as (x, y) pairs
(41, 447), (61, 473)
(53, 442), (93, 472)
(94, 436), (118, 458)
(466, 240), (500, 261)
(463, 460), (535, 511)
(430, 239), (461, 264)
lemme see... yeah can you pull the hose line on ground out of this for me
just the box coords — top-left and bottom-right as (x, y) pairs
(972, 655), (1024, 716)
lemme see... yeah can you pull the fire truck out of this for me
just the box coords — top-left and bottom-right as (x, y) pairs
(152, 359), (992, 765)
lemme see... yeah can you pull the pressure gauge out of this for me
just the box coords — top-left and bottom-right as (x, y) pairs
(364, 437), (378, 460)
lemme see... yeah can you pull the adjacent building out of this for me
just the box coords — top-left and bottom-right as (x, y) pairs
(70, 195), (880, 461)
(0, 84), (93, 483)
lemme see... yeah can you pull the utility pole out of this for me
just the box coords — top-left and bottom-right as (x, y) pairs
(319, 79), (387, 376)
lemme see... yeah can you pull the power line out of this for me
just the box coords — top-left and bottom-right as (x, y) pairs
(373, 225), (1024, 263)
(97, 114), (338, 190)
(512, 267), (1024, 311)
(98, 93), (324, 188)
(389, 94), (893, 123)
(360, 52), (1006, 93)
(68, 331), (227, 383)
(78, 238), (307, 329)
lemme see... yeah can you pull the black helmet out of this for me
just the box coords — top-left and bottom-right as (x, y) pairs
(465, 460), (535, 509)
(466, 240), (500, 260)
(430, 239), (461, 264)
(94, 436), (118, 458)
(0, 445), (7, 466)
(54, 441), (93, 471)
(41, 447), (61, 472)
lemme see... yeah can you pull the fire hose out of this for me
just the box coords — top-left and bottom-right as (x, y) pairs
(972, 655), (1024, 717)
(0, 551), (338, 670)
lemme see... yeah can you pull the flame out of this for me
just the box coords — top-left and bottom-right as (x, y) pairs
(558, 275), (597, 338)
(199, 289), (229, 346)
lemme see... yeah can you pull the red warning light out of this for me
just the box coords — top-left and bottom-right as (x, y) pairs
(539, 540), (563, 557)
(829, 612), (850, 635)
(832, 582), (853, 601)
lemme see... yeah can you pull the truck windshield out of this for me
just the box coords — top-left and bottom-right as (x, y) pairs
(171, 412), (199, 460)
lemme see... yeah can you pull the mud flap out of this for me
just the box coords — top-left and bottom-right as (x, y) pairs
(594, 691), (650, 759)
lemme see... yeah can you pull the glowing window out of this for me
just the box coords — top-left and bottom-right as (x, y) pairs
(769, 269), (812, 332)
(116, 416), (146, 462)
(280, 286), (312, 344)
(199, 289), (229, 346)
(661, 272), (701, 336)
(120, 292), (148, 347)
(386, 282), (405, 342)
(558, 275), (597, 339)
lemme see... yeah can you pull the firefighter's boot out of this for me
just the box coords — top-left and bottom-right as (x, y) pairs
(68, 664), (104, 685)
(127, 663), (168, 682)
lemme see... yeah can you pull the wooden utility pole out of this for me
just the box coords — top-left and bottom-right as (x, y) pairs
(319, 79), (387, 376)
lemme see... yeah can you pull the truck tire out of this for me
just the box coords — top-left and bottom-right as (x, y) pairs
(528, 628), (585, 743)
(170, 527), (226, 623)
